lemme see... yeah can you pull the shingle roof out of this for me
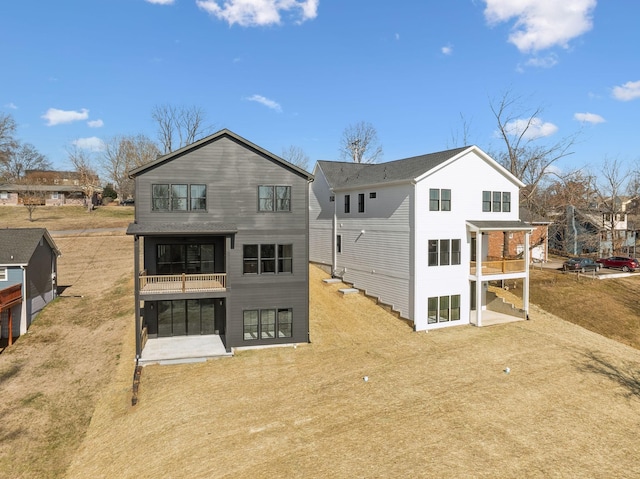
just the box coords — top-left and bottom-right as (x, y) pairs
(0, 228), (60, 265)
(126, 222), (238, 236)
(317, 146), (470, 189)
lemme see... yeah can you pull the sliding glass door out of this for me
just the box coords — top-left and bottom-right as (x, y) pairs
(157, 299), (218, 336)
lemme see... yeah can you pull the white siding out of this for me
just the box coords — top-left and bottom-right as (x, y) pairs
(413, 149), (521, 330)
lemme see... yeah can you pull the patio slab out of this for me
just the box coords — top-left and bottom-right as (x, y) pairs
(139, 335), (232, 366)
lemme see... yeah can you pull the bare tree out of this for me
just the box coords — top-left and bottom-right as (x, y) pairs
(101, 134), (160, 200)
(67, 146), (100, 212)
(1, 142), (50, 181)
(151, 104), (211, 154)
(281, 145), (310, 171)
(0, 113), (18, 176)
(339, 121), (383, 164)
(595, 157), (631, 255)
(488, 91), (579, 209)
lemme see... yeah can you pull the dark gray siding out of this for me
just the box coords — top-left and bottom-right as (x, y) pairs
(134, 135), (310, 349)
(26, 238), (56, 326)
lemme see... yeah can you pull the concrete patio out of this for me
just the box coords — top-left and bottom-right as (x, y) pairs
(138, 335), (232, 366)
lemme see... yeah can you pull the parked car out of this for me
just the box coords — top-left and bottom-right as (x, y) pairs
(120, 198), (135, 206)
(562, 257), (601, 272)
(596, 256), (639, 272)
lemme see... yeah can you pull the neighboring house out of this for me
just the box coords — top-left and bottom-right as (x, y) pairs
(0, 170), (101, 206)
(0, 228), (61, 343)
(487, 207), (550, 263)
(309, 146), (533, 331)
(550, 205), (637, 257)
(127, 129), (313, 359)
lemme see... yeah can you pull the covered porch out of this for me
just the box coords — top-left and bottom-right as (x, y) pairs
(467, 219), (534, 327)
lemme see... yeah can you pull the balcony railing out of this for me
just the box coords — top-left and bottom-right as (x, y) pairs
(139, 271), (226, 294)
(470, 259), (526, 276)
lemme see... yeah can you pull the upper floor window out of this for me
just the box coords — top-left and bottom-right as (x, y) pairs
(358, 193), (365, 213)
(259, 186), (291, 212)
(483, 191), (511, 212)
(430, 188), (451, 211)
(0, 267), (6, 281)
(152, 183), (206, 212)
(344, 194), (351, 213)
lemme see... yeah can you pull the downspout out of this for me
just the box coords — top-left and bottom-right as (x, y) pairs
(332, 189), (337, 276)
(134, 235), (141, 360)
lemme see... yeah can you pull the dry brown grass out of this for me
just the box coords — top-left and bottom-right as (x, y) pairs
(65, 266), (640, 479)
(3, 208), (640, 478)
(0, 204), (133, 230)
(0, 232), (134, 479)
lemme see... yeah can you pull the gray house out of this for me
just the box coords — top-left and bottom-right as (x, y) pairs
(0, 228), (61, 343)
(127, 129), (313, 359)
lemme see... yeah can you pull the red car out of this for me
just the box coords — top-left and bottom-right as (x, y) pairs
(596, 256), (639, 272)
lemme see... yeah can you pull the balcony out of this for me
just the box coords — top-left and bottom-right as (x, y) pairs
(470, 258), (526, 276)
(139, 271), (226, 294)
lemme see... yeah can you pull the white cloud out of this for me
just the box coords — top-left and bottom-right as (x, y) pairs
(4, 102), (17, 109)
(524, 53), (558, 68)
(145, 0), (175, 4)
(441, 44), (453, 55)
(196, 0), (318, 27)
(574, 112), (605, 124)
(88, 119), (104, 128)
(41, 108), (89, 126)
(612, 80), (640, 101)
(246, 94), (282, 112)
(482, 0), (596, 53)
(72, 137), (104, 151)
(503, 117), (558, 139)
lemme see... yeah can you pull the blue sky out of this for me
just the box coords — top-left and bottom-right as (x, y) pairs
(2, 0), (639, 176)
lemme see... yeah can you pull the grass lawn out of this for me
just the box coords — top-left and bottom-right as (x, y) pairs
(1, 211), (640, 478)
(0, 204), (134, 230)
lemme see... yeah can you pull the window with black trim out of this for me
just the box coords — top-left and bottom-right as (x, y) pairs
(243, 244), (293, 274)
(243, 308), (293, 340)
(369, 192), (376, 199)
(483, 190), (511, 213)
(428, 294), (461, 324)
(358, 193), (365, 213)
(152, 183), (206, 211)
(429, 239), (461, 266)
(430, 188), (451, 211)
(259, 185), (291, 212)
(344, 194), (351, 213)
(336, 234), (342, 254)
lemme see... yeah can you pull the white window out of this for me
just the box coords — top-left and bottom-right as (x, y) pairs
(51, 192), (60, 200)
(0, 267), (7, 281)
(0, 191), (8, 199)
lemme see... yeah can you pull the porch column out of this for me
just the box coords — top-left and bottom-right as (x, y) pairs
(134, 235), (141, 359)
(475, 232), (484, 327)
(523, 231), (530, 319)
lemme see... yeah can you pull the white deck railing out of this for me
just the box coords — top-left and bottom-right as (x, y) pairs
(139, 272), (226, 294)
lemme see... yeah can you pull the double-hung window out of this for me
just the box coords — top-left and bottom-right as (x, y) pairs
(0, 267), (6, 281)
(358, 193), (365, 213)
(429, 239), (461, 266)
(344, 194), (351, 213)
(430, 188), (451, 211)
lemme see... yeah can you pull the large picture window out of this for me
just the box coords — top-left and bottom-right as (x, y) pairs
(259, 185), (291, 212)
(152, 183), (206, 211)
(243, 244), (293, 274)
(243, 308), (293, 340)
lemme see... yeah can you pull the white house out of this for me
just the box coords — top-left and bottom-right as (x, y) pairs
(309, 146), (533, 331)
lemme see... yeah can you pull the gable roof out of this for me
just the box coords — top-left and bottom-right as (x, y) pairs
(0, 228), (61, 265)
(316, 145), (524, 190)
(129, 128), (314, 181)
